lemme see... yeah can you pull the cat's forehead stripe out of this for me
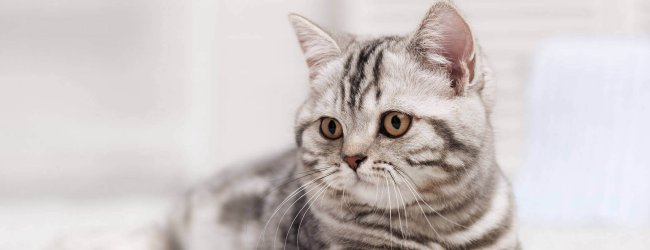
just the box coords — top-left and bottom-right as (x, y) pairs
(357, 48), (383, 111)
(370, 49), (384, 102)
(347, 39), (383, 110)
(338, 54), (353, 111)
(338, 37), (394, 114)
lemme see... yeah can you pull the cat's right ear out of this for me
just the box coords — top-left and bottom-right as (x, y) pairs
(288, 14), (341, 79)
(408, 1), (476, 96)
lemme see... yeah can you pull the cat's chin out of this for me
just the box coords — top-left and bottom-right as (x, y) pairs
(341, 179), (414, 209)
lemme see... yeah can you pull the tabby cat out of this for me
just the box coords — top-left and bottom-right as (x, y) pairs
(165, 1), (519, 249)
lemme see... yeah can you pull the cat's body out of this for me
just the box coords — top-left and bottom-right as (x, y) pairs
(165, 1), (519, 249)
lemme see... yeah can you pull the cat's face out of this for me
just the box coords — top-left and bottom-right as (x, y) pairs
(291, 2), (492, 209)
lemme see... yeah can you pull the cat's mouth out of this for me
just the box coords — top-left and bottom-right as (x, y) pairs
(350, 168), (388, 186)
(339, 170), (366, 185)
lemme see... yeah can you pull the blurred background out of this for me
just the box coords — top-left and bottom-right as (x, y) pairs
(1, 0), (649, 249)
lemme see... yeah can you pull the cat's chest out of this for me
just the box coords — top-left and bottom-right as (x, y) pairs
(308, 206), (443, 250)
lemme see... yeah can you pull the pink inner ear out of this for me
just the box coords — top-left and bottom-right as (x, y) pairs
(411, 3), (476, 95)
(440, 11), (475, 93)
(440, 14), (471, 61)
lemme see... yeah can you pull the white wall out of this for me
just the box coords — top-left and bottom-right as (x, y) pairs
(0, 0), (191, 198)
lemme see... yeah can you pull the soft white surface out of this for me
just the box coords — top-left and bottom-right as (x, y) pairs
(515, 38), (650, 227)
(0, 196), (170, 250)
(519, 226), (650, 250)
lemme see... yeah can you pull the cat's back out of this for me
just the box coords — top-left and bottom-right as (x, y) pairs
(165, 150), (298, 250)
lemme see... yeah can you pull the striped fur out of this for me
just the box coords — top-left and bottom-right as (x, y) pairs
(165, 1), (519, 249)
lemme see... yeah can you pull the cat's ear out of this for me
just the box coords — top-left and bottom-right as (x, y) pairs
(289, 14), (341, 78)
(409, 1), (476, 95)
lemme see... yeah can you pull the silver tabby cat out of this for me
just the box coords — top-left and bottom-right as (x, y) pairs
(165, 1), (519, 249)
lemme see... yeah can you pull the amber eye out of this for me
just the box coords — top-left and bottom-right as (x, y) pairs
(380, 111), (412, 138)
(320, 117), (343, 140)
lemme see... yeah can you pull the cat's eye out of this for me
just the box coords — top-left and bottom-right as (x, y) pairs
(380, 111), (412, 138)
(320, 117), (343, 140)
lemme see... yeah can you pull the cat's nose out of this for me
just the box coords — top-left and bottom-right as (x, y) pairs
(343, 155), (367, 171)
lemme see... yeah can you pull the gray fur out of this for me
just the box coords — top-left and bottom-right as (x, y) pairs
(165, 1), (518, 249)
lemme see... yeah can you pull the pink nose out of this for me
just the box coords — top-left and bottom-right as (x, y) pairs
(343, 155), (367, 170)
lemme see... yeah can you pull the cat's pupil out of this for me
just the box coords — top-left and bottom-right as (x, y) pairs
(328, 120), (336, 134)
(391, 116), (401, 129)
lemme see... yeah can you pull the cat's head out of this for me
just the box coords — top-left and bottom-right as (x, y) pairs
(291, 1), (494, 209)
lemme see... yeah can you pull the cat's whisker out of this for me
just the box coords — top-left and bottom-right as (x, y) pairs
(390, 174), (405, 241)
(395, 168), (468, 229)
(279, 182), (324, 250)
(381, 173), (393, 250)
(295, 183), (331, 250)
(392, 172), (410, 234)
(258, 171), (333, 250)
(262, 182), (319, 250)
(275, 167), (327, 180)
(284, 182), (330, 250)
(271, 167), (326, 185)
(269, 167), (328, 191)
(394, 170), (441, 239)
(372, 173), (381, 212)
(272, 181), (326, 250)
(388, 171), (408, 240)
(273, 170), (338, 244)
(374, 174), (386, 215)
(291, 167), (329, 177)
(340, 176), (355, 212)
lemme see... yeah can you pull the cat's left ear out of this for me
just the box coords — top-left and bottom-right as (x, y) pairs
(408, 1), (476, 95)
(289, 14), (342, 79)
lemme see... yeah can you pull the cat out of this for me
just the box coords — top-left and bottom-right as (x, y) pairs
(164, 1), (519, 249)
